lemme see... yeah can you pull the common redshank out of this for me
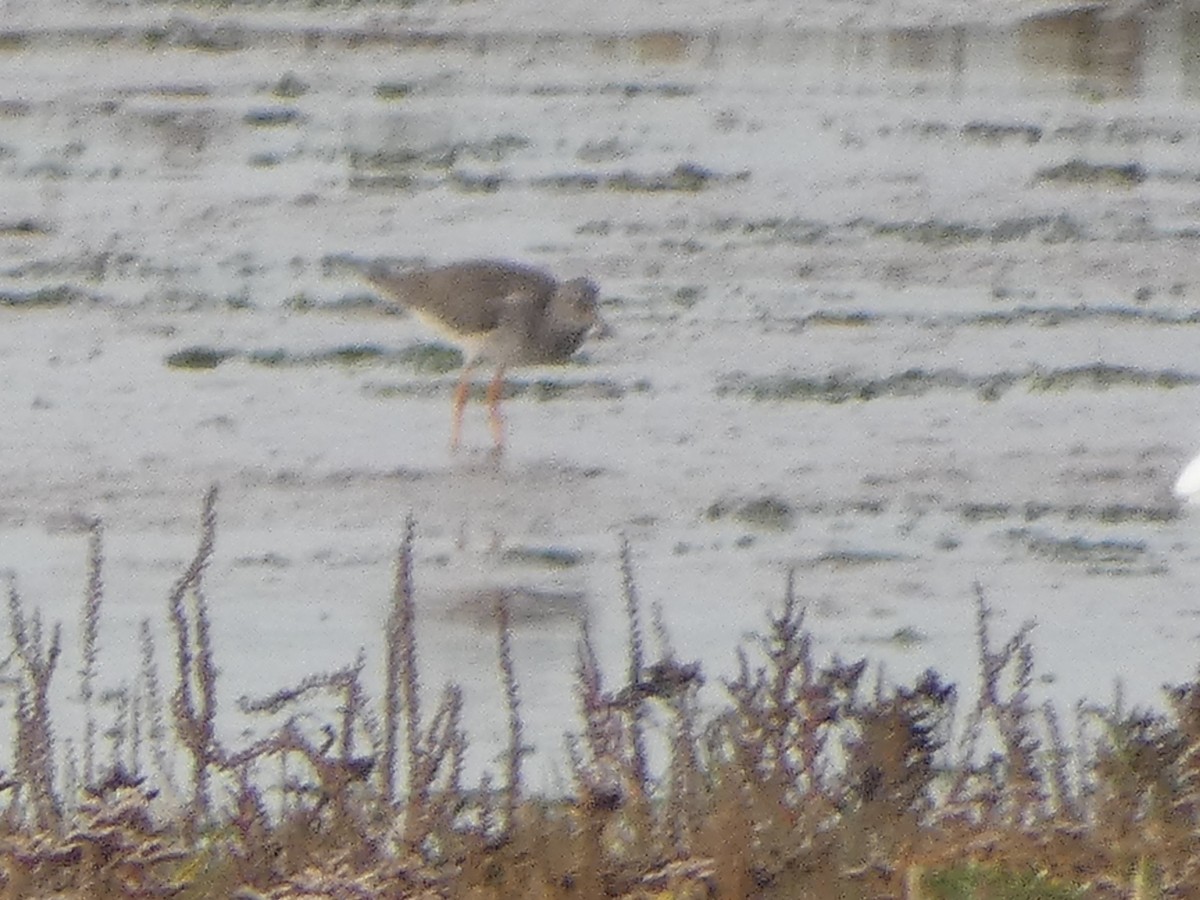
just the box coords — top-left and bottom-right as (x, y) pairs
(359, 259), (599, 452)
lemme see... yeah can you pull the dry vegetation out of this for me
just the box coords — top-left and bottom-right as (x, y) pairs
(0, 488), (1196, 898)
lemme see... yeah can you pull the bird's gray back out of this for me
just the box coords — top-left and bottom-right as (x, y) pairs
(365, 260), (556, 336)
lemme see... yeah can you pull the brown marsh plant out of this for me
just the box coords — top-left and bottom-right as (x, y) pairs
(0, 490), (1196, 897)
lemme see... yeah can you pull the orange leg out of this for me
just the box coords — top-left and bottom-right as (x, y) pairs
(450, 364), (474, 452)
(486, 365), (507, 452)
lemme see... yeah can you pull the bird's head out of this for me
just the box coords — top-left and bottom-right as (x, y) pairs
(550, 278), (601, 333)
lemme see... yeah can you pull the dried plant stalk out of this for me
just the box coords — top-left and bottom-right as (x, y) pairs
(138, 618), (174, 797)
(382, 516), (416, 807)
(7, 575), (62, 830)
(948, 582), (1043, 826)
(414, 681), (466, 843)
(79, 518), (103, 789)
(496, 590), (523, 838)
(166, 484), (221, 833)
(619, 539), (649, 788)
(652, 602), (701, 856)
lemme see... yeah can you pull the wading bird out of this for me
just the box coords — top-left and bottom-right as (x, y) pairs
(358, 259), (599, 453)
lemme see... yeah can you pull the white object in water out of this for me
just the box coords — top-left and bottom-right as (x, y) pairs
(1175, 452), (1200, 502)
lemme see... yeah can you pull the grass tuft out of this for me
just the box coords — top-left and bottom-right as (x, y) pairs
(165, 347), (233, 370)
(705, 494), (795, 530)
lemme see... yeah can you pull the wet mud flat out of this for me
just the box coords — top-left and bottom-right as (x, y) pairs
(2, 0), (1200, 776)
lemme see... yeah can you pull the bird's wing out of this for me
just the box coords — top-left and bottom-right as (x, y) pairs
(366, 262), (554, 336)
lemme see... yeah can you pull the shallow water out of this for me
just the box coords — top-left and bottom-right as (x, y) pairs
(2, 0), (1200, 786)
